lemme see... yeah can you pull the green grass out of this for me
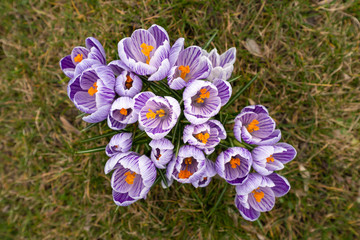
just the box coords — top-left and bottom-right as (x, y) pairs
(1, 0), (360, 239)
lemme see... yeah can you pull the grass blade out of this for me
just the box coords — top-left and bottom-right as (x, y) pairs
(227, 75), (241, 83)
(81, 122), (98, 132)
(222, 74), (258, 110)
(207, 184), (228, 218)
(203, 30), (218, 49)
(80, 131), (119, 143)
(76, 146), (106, 154)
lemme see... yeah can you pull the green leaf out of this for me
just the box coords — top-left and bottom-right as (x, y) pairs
(76, 146), (106, 154)
(222, 74), (258, 110)
(80, 131), (119, 143)
(203, 30), (218, 49)
(207, 183), (228, 218)
(227, 75), (241, 83)
(80, 122), (98, 132)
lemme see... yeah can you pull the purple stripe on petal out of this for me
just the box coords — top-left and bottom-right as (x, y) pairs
(83, 104), (111, 123)
(268, 173), (291, 197)
(274, 142), (297, 164)
(133, 92), (156, 113)
(60, 55), (75, 78)
(241, 105), (269, 115)
(71, 46), (90, 65)
(220, 47), (236, 67)
(248, 187), (275, 212)
(213, 79), (232, 106)
(235, 195), (260, 221)
(169, 38), (184, 67)
(148, 24), (170, 48)
(112, 190), (137, 206)
(85, 37), (106, 64)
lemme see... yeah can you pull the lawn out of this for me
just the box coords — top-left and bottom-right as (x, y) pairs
(1, 0), (359, 239)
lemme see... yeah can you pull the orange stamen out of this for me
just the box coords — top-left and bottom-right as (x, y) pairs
(146, 109), (157, 119)
(156, 109), (165, 117)
(140, 43), (154, 64)
(195, 132), (210, 144)
(124, 171), (136, 185)
(119, 108), (128, 116)
(87, 82), (98, 96)
(74, 53), (83, 63)
(252, 187), (264, 203)
(156, 154), (162, 160)
(125, 75), (133, 89)
(247, 119), (260, 133)
(179, 65), (190, 79)
(196, 88), (210, 103)
(179, 157), (193, 179)
(266, 155), (274, 163)
(230, 157), (241, 168)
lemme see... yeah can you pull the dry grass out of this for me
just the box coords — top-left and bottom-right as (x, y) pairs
(1, 0), (359, 239)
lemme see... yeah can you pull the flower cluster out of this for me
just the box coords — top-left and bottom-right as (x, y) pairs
(60, 24), (296, 221)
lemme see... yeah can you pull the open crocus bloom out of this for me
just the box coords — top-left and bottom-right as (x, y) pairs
(167, 46), (211, 90)
(235, 173), (290, 221)
(108, 60), (143, 98)
(234, 105), (280, 145)
(252, 143), (297, 175)
(67, 62), (115, 123)
(149, 138), (174, 169)
(107, 97), (138, 130)
(118, 24), (171, 81)
(183, 80), (222, 124)
(104, 151), (156, 206)
(105, 132), (133, 157)
(183, 120), (226, 155)
(134, 92), (180, 139)
(166, 145), (207, 184)
(202, 47), (236, 81)
(60, 37), (106, 78)
(215, 147), (252, 185)
(192, 159), (217, 188)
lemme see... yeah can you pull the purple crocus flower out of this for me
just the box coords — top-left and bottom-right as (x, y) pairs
(235, 173), (290, 221)
(105, 132), (133, 157)
(183, 80), (223, 124)
(202, 47), (236, 81)
(233, 105), (281, 145)
(108, 60), (143, 98)
(149, 138), (174, 169)
(104, 151), (157, 206)
(134, 92), (181, 139)
(215, 147), (252, 185)
(252, 143), (297, 175)
(167, 46), (211, 90)
(60, 37), (106, 78)
(166, 145), (207, 184)
(192, 159), (217, 188)
(107, 97), (138, 130)
(183, 120), (226, 154)
(118, 24), (171, 81)
(67, 63), (115, 123)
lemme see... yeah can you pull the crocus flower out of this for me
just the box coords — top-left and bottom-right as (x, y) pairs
(67, 63), (115, 123)
(104, 151), (157, 206)
(107, 97), (138, 130)
(192, 159), (217, 188)
(108, 60), (143, 98)
(183, 120), (226, 154)
(166, 145), (207, 184)
(235, 173), (290, 221)
(105, 132), (133, 157)
(215, 147), (252, 185)
(149, 138), (174, 169)
(183, 80), (222, 124)
(252, 143), (297, 176)
(202, 47), (236, 81)
(60, 37), (106, 78)
(118, 24), (171, 81)
(134, 92), (180, 139)
(167, 46), (211, 90)
(233, 105), (281, 145)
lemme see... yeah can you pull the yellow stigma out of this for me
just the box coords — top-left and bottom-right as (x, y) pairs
(146, 109), (166, 119)
(119, 108), (128, 116)
(195, 132), (210, 144)
(124, 171), (136, 185)
(179, 65), (190, 79)
(196, 88), (210, 103)
(74, 53), (83, 63)
(140, 43), (154, 64)
(156, 109), (165, 117)
(179, 157), (193, 179)
(247, 119), (260, 133)
(125, 75), (133, 89)
(87, 82), (98, 96)
(230, 157), (241, 169)
(266, 155), (274, 163)
(252, 187), (265, 203)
